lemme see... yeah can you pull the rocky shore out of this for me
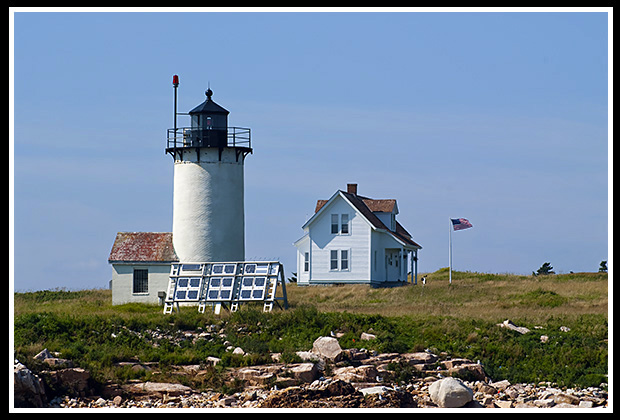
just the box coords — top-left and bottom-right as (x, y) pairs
(15, 336), (609, 410)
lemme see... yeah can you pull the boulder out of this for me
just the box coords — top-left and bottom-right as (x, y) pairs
(290, 363), (319, 383)
(428, 377), (474, 408)
(333, 365), (378, 383)
(312, 336), (343, 361)
(14, 361), (47, 408)
(122, 381), (193, 398)
(360, 332), (376, 341)
(323, 379), (357, 397)
(401, 352), (438, 365)
(237, 368), (275, 384)
(447, 363), (488, 382)
(45, 367), (91, 397)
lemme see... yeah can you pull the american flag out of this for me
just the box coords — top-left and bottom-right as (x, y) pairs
(451, 218), (473, 231)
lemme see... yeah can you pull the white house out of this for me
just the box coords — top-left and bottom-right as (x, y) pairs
(294, 184), (422, 286)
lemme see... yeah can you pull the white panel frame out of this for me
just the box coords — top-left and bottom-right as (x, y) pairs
(163, 261), (288, 314)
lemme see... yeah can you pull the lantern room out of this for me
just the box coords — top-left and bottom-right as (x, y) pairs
(166, 77), (251, 160)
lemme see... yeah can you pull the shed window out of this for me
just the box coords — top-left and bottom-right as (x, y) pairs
(133, 269), (148, 294)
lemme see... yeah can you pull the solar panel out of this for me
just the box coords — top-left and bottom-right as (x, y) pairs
(172, 276), (203, 302)
(164, 261), (288, 314)
(238, 276), (269, 301)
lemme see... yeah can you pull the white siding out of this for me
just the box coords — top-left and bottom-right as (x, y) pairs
(295, 234), (310, 285)
(307, 195), (371, 284)
(111, 263), (171, 305)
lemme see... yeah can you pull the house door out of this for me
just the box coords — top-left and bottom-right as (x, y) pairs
(385, 249), (401, 282)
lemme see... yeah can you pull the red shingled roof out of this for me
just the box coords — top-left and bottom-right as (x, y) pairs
(314, 190), (421, 249)
(108, 232), (178, 263)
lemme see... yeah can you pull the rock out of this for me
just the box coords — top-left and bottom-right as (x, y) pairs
(401, 352), (438, 365)
(360, 332), (376, 340)
(232, 347), (245, 355)
(14, 361), (47, 408)
(448, 363), (488, 381)
(312, 336), (343, 361)
(45, 368), (91, 397)
(123, 381), (192, 398)
(359, 386), (391, 396)
(296, 350), (324, 363)
(237, 368), (275, 384)
(534, 398), (555, 408)
(33, 348), (54, 361)
(553, 392), (580, 406)
(490, 379), (511, 391)
(323, 379), (357, 397)
(333, 365), (378, 383)
(428, 377), (474, 408)
(345, 348), (370, 360)
(112, 395), (123, 406)
(290, 363), (319, 383)
(33, 348), (74, 368)
(206, 356), (221, 366)
(540, 335), (549, 343)
(498, 319), (531, 334)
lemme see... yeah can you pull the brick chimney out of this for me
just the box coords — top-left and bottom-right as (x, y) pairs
(347, 183), (358, 195)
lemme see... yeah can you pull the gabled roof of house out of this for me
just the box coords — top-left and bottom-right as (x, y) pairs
(108, 232), (179, 263)
(309, 190), (421, 249)
(315, 197), (397, 214)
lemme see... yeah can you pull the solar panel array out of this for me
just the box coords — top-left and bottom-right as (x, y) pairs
(163, 261), (288, 314)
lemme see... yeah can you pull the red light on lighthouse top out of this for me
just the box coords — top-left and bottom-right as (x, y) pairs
(172, 75), (179, 87)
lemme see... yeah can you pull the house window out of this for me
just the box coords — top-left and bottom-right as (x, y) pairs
(133, 268), (148, 294)
(331, 214), (339, 234)
(330, 250), (339, 270)
(331, 214), (350, 235)
(341, 214), (349, 234)
(304, 252), (309, 272)
(329, 249), (350, 271)
(341, 250), (349, 270)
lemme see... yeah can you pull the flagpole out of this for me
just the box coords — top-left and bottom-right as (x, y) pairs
(449, 218), (452, 285)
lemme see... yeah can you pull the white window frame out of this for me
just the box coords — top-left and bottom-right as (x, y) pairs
(331, 214), (339, 234)
(304, 252), (309, 272)
(341, 214), (350, 234)
(330, 250), (339, 270)
(330, 213), (351, 235)
(329, 249), (351, 272)
(340, 249), (349, 271)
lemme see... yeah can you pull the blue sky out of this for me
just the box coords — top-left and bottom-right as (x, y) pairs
(11, 9), (610, 292)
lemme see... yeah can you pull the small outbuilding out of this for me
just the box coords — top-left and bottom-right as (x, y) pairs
(108, 232), (178, 305)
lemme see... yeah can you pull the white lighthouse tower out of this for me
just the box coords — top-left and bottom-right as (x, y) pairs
(166, 76), (252, 263)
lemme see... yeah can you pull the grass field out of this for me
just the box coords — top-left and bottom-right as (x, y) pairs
(13, 270), (609, 390)
(287, 269), (609, 322)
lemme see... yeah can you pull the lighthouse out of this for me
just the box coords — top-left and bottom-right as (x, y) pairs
(166, 76), (252, 263)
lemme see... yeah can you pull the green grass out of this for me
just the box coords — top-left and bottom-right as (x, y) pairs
(13, 270), (608, 392)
